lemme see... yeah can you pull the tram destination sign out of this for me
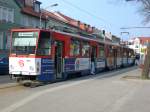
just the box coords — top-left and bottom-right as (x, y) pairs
(18, 32), (34, 37)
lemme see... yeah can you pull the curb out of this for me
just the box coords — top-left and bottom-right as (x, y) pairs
(0, 83), (19, 89)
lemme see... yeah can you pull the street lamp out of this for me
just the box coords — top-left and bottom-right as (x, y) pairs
(40, 3), (58, 28)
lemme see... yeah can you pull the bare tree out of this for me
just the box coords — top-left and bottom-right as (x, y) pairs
(141, 44), (150, 79)
(126, 0), (150, 23)
(126, 0), (150, 79)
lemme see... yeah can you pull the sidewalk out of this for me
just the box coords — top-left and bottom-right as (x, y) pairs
(122, 67), (150, 79)
(114, 68), (150, 112)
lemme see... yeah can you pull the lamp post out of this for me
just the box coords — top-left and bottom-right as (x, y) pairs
(40, 3), (58, 28)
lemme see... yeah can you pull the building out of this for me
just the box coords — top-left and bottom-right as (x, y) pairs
(44, 11), (96, 38)
(105, 32), (112, 43)
(128, 37), (150, 54)
(0, 0), (19, 56)
(128, 37), (150, 64)
(112, 35), (120, 45)
(0, 0), (45, 57)
(43, 11), (106, 41)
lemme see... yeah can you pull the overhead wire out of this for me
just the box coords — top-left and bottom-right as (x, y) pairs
(61, 0), (115, 29)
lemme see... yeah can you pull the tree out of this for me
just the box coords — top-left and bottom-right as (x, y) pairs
(141, 44), (150, 79)
(126, 0), (150, 23)
(126, 0), (150, 79)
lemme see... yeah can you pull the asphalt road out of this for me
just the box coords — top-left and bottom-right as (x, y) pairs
(1, 67), (150, 112)
(0, 75), (14, 84)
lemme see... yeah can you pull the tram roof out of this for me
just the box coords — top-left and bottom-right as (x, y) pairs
(11, 28), (122, 47)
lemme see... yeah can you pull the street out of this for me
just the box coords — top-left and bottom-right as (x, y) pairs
(0, 67), (150, 112)
(0, 75), (14, 84)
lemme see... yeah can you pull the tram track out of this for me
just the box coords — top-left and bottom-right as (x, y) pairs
(0, 66), (137, 92)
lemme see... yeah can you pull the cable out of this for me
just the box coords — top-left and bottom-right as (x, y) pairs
(61, 0), (113, 27)
(120, 27), (150, 29)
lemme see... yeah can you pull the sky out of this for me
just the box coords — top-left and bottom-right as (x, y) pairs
(39, 0), (150, 40)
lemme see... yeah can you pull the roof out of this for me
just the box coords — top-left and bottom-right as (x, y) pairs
(138, 37), (150, 45)
(51, 12), (94, 33)
(42, 10), (68, 23)
(138, 37), (150, 41)
(22, 7), (46, 19)
(14, 0), (45, 19)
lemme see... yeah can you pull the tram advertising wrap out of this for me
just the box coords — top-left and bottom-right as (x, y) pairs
(9, 57), (41, 75)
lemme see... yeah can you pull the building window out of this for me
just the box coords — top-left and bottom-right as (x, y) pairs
(8, 9), (14, 23)
(0, 32), (4, 49)
(34, 3), (40, 13)
(0, 6), (2, 21)
(6, 32), (11, 49)
(21, 15), (41, 28)
(0, 6), (14, 23)
(70, 39), (80, 56)
(2, 7), (7, 21)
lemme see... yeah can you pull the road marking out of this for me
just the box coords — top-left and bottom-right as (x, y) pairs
(1, 67), (136, 112)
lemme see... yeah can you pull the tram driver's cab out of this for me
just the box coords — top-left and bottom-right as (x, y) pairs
(9, 29), (64, 81)
(9, 30), (53, 80)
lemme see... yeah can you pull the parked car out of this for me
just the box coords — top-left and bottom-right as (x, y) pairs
(0, 57), (9, 75)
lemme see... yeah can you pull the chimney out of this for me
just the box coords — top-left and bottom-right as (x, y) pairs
(25, 0), (34, 7)
(102, 30), (105, 35)
(92, 27), (95, 32)
(84, 24), (87, 31)
(87, 25), (90, 32)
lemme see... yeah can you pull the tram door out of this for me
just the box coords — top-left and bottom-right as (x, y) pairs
(55, 41), (64, 79)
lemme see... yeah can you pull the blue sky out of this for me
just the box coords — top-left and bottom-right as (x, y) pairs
(39, 0), (150, 40)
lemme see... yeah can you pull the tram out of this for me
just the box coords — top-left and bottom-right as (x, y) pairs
(9, 28), (135, 82)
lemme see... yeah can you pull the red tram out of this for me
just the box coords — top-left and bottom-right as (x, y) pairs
(9, 28), (135, 82)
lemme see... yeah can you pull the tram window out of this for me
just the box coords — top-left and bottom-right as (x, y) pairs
(99, 47), (105, 58)
(12, 32), (38, 55)
(70, 39), (80, 56)
(108, 46), (113, 57)
(129, 52), (131, 57)
(82, 41), (90, 57)
(37, 31), (51, 56)
(117, 48), (121, 57)
(123, 51), (127, 57)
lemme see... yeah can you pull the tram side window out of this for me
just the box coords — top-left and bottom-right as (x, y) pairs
(117, 48), (121, 57)
(37, 31), (51, 55)
(70, 39), (80, 56)
(82, 41), (90, 57)
(108, 46), (113, 57)
(123, 49), (127, 57)
(99, 47), (105, 58)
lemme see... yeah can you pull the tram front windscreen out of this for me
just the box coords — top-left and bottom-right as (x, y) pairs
(11, 32), (39, 55)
